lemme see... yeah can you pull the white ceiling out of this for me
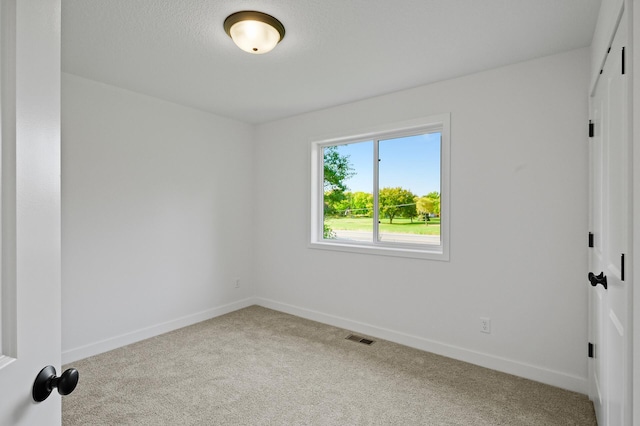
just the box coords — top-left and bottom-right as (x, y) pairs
(62, 0), (601, 124)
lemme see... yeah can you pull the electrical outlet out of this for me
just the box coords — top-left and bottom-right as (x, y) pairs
(480, 317), (491, 334)
(234, 278), (240, 288)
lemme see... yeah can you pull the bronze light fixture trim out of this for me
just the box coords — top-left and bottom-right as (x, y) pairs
(224, 11), (285, 54)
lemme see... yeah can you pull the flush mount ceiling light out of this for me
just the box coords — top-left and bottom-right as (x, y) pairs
(224, 11), (285, 54)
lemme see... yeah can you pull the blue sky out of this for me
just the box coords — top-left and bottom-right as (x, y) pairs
(331, 133), (441, 197)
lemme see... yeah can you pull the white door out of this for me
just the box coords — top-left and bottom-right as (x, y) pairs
(0, 0), (63, 425)
(588, 11), (631, 426)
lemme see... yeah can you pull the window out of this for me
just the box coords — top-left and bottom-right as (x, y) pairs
(310, 114), (450, 260)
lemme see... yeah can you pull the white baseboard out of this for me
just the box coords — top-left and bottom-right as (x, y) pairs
(62, 298), (257, 364)
(255, 297), (588, 394)
(62, 296), (588, 394)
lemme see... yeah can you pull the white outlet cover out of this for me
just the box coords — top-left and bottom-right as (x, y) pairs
(480, 317), (491, 334)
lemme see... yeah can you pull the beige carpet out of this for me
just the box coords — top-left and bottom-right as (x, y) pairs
(63, 306), (596, 425)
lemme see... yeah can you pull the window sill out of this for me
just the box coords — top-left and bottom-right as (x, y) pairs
(308, 240), (449, 261)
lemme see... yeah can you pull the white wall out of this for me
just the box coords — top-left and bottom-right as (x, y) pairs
(252, 48), (591, 393)
(61, 73), (255, 363)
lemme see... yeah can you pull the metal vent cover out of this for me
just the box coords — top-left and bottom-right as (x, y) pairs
(346, 334), (375, 345)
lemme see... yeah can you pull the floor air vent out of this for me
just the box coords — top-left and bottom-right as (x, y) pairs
(346, 334), (375, 345)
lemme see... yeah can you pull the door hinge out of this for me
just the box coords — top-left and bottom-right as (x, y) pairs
(622, 47), (626, 75)
(588, 232), (594, 248)
(621, 253), (625, 281)
(588, 342), (594, 358)
(588, 120), (594, 138)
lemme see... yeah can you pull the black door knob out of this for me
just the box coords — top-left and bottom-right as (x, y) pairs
(32, 365), (79, 402)
(588, 271), (608, 290)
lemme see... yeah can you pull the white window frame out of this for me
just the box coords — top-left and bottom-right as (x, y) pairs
(309, 114), (450, 260)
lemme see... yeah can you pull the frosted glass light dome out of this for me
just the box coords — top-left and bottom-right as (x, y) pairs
(224, 11), (285, 55)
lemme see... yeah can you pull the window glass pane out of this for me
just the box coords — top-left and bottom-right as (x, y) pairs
(323, 141), (373, 242)
(378, 132), (441, 245)
(311, 114), (449, 260)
